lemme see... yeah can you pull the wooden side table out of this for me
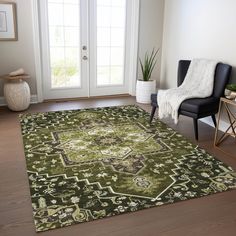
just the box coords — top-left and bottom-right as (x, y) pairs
(0, 74), (31, 111)
(214, 97), (236, 157)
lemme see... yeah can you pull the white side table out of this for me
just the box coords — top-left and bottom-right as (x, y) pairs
(1, 74), (31, 111)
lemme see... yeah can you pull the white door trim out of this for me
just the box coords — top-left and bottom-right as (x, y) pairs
(128, 0), (140, 96)
(31, 0), (43, 102)
(32, 0), (140, 100)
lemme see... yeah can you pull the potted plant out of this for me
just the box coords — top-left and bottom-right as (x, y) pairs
(136, 48), (159, 104)
(225, 84), (236, 100)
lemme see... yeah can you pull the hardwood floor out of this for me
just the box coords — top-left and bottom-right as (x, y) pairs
(0, 96), (236, 236)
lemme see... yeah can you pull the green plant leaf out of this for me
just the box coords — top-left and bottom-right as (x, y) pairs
(226, 84), (236, 91)
(139, 48), (159, 81)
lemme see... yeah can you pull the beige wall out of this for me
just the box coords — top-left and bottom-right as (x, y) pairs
(138, 0), (165, 87)
(0, 0), (37, 96)
(161, 0), (236, 89)
(0, 0), (165, 98)
(161, 0), (236, 128)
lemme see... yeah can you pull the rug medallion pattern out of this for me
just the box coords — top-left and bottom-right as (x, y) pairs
(20, 106), (236, 232)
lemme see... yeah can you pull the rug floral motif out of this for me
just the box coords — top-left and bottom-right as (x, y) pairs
(20, 105), (236, 232)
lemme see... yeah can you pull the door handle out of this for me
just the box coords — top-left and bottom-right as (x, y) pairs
(82, 46), (87, 50)
(82, 56), (88, 60)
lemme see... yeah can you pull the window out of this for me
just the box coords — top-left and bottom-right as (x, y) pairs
(96, 0), (126, 86)
(48, 0), (81, 88)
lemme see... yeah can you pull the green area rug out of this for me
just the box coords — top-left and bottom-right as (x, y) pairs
(20, 105), (236, 232)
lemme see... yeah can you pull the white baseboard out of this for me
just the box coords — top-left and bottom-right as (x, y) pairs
(200, 117), (229, 133)
(30, 95), (39, 104)
(0, 95), (38, 106)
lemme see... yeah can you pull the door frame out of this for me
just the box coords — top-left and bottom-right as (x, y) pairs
(31, 0), (140, 102)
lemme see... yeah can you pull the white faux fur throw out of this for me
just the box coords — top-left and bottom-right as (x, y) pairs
(158, 59), (218, 124)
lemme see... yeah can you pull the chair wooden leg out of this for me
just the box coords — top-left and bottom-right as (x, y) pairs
(211, 114), (217, 127)
(150, 106), (157, 123)
(193, 118), (199, 140)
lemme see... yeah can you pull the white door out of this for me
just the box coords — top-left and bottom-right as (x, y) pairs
(39, 0), (138, 100)
(40, 0), (89, 100)
(89, 0), (129, 96)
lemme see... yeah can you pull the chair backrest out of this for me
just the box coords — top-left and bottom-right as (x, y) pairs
(177, 60), (232, 98)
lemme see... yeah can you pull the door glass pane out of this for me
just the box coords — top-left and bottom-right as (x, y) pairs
(48, 0), (81, 88)
(96, 0), (126, 86)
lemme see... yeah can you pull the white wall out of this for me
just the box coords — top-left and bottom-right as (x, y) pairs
(138, 0), (165, 87)
(0, 0), (37, 96)
(161, 0), (236, 89)
(0, 0), (165, 98)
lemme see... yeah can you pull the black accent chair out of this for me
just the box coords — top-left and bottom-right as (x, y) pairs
(150, 60), (232, 140)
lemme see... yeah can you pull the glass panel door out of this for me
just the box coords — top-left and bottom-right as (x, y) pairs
(40, 0), (89, 100)
(40, 0), (134, 99)
(89, 0), (129, 96)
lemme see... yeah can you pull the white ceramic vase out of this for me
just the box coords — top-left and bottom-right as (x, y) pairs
(4, 80), (30, 111)
(224, 89), (231, 96)
(136, 80), (156, 104)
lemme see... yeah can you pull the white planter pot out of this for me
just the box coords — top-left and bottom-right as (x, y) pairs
(136, 80), (156, 104)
